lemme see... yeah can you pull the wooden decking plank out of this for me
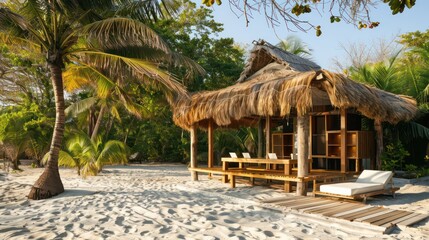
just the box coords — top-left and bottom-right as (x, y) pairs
(380, 212), (421, 228)
(278, 198), (321, 207)
(270, 197), (308, 205)
(332, 205), (374, 218)
(290, 200), (335, 210)
(363, 210), (404, 224)
(262, 196), (306, 203)
(300, 202), (341, 213)
(371, 211), (412, 226)
(396, 214), (429, 227)
(321, 204), (365, 217)
(337, 207), (379, 220)
(354, 209), (396, 222)
(341, 207), (384, 221)
(371, 211), (413, 226)
(304, 202), (348, 213)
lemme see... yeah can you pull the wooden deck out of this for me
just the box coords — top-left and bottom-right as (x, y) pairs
(262, 196), (429, 232)
(189, 167), (346, 192)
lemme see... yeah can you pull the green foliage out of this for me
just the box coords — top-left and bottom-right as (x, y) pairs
(381, 140), (410, 171)
(45, 131), (129, 177)
(0, 104), (52, 169)
(384, 0), (415, 15)
(152, 0), (245, 91)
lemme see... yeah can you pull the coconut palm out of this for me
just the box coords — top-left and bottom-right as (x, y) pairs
(276, 35), (312, 59)
(349, 52), (402, 93)
(0, 0), (202, 199)
(43, 131), (128, 177)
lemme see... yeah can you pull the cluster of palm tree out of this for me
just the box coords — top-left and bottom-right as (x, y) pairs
(0, 0), (203, 199)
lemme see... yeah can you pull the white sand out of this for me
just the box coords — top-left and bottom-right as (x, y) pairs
(0, 164), (428, 239)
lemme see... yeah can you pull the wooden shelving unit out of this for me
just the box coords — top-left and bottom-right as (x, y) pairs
(271, 133), (294, 159)
(310, 112), (374, 172)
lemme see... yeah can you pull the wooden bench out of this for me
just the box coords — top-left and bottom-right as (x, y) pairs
(227, 169), (346, 193)
(188, 166), (346, 193)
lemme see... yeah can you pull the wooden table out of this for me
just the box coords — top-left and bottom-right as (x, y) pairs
(221, 157), (298, 192)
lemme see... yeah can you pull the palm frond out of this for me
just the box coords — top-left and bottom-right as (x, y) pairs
(0, 6), (47, 49)
(114, 0), (180, 22)
(394, 121), (429, 142)
(63, 65), (93, 91)
(57, 150), (78, 168)
(65, 97), (98, 117)
(96, 140), (128, 167)
(76, 50), (189, 101)
(79, 17), (170, 53)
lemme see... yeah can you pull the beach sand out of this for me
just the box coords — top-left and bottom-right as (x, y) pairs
(1, 164), (428, 239)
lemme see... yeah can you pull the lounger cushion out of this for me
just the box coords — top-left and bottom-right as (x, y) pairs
(320, 182), (384, 196)
(356, 170), (393, 186)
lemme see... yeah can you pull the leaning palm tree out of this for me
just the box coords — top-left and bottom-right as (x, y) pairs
(0, 1), (202, 199)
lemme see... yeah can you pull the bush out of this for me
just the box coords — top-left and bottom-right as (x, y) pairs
(381, 140), (410, 171)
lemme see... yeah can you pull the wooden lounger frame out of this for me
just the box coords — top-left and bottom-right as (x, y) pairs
(313, 178), (399, 203)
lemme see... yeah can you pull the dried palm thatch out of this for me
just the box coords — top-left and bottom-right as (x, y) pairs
(173, 64), (417, 130)
(237, 40), (321, 83)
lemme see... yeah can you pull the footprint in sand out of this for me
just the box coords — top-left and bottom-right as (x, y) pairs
(115, 216), (124, 225)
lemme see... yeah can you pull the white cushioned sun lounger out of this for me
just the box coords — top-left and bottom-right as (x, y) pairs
(315, 170), (398, 203)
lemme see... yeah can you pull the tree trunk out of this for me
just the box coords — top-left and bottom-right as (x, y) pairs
(374, 120), (383, 170)
(91, 106), (106, 141)
(28, 63), (65, 200)
(296, 115), (309, 196)
(10, 158), (19, 171)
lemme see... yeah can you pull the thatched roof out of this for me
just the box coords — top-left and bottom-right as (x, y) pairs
(237, 40), (321, 83)
(173, 66), (417, 130)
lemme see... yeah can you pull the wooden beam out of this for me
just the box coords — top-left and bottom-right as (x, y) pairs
(190, 124), (198, 181)
(340, 108), (347, 173)
(296, 115), (310, 196)
(265, 115), (271, 159)
(208, 120), (214, 170)
(258, 118), (264, 158)
(374, 119), (383, 170)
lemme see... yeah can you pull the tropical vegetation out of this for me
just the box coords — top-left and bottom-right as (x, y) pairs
(0, 0), (428, 201)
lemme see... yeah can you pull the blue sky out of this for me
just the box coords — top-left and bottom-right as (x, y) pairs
(205, 1), (429, 70)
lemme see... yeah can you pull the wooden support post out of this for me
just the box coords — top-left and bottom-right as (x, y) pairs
(190, 124), (198, 181)
(374, 119), (383, 170)
(208, 120), (214, 178)
(265, 115), (271, 159)
(284, 162), (292, 192)
(340, 108), (347, 173)
(258, 119), (264, 158)
(229, 174), (236, 188)
(297, 115), (310, 196)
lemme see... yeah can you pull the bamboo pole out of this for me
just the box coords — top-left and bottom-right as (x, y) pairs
(190, 124), (198, 181)
(297, 115), (309, 196)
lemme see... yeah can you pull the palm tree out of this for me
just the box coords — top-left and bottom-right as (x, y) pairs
(0, 1), (201, 199)
(44, 131), (128, 177)
(63, 66), (146, 141)
(350, 52), (401, 93)
(276, 35), (312, 59)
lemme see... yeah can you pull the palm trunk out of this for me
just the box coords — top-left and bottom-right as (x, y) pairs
(28, 62), (65, 200)
(91, 106), (106, 141)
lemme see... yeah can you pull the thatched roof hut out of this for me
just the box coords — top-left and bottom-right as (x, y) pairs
(173, 52), (417, 130)
(178, 40), (419, 190)
(237, 40), (321, 83)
